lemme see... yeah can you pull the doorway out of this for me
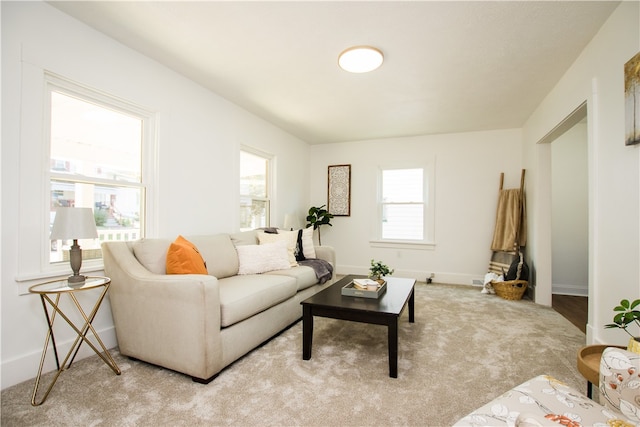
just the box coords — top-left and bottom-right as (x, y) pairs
(543, 104), (589, 333)
(552, 294), (588, 333)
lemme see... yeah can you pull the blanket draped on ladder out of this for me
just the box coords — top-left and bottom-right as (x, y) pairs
(490, 188), (527, 252)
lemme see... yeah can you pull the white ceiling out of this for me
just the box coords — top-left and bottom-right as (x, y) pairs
(49, 1), (619, 144)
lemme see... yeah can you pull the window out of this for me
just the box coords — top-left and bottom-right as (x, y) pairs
(375, 165), (435, 248)
(239, 149), (271, 231)
(47, 80), (148, 265)
(381, 168), (424, 240)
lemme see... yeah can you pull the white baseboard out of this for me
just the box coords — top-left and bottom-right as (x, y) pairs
(552, 283), (588, 297)
(586, 323), (597, 344)
(1, 326), (117, 390)
(336, 265), (483, 286)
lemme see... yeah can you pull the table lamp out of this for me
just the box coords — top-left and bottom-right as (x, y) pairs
(283, 214), (301, 231)
(50, 207), (98, 284)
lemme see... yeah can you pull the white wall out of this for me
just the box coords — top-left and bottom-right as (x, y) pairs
(1, 2), (311, 389)
(309, 130), (524, 284)
(551, 123), (589, 296)
(522, 2), (640, 344)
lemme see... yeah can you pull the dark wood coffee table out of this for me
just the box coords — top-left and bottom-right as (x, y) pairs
(300, 274), (415, 378)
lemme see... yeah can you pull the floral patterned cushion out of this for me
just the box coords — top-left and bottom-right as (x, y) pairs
(599, 347), (640, 423)
(454, 374), (635, 427)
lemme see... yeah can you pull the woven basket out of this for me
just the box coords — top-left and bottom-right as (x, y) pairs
(491, 280), (528, 300)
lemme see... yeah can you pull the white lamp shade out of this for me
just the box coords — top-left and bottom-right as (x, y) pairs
(283, 214), (301, 231)
(50, 207), (98, 240)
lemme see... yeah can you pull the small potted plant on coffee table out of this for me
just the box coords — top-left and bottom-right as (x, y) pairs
(605, 298), (640, 354)
(369, 259), (394, 284)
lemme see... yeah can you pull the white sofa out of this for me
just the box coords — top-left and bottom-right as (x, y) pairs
(454, 347), (640, 426)
(101, 230), (335, 383)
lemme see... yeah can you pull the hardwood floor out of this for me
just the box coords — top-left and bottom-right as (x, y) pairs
(552, 294), (588, 334)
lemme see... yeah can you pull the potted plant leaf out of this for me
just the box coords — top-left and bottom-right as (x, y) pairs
(369, 259), (394, 284)
(605, 298), (640, 354)
(305, 205), (333, 246)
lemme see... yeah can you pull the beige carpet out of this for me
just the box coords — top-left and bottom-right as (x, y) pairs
(1, 283), (587, 426)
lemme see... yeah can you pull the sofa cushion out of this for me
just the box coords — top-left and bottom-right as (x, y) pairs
(166, 235), (208, 275)
(236, 241), (290, 275)
(132, 238), (172, 274)
(187, 234), (239, 279)
(217, 275), (297, 327)
(230, 230), (259, 246)
(257, 230), (298, 267)
(266, 266), (318, 291)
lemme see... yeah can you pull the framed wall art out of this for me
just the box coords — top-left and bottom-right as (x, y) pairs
(327, 164), (351, 216)
(625, 51), (640, 146)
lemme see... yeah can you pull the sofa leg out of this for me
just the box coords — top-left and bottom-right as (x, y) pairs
(192, 374), (218, 384)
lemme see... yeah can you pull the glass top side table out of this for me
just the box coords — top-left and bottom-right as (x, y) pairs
(28, 276), (121, 406)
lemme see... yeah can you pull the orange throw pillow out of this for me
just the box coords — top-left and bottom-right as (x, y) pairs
(166, 235), (208, 275)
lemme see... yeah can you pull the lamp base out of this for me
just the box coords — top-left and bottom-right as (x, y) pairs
(67, 274), (87, 284)
(68, 241), (85, 285)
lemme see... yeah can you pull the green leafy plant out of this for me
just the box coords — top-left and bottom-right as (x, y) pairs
(605, 299), (640, 340)
(94, 210), (107, 227)
(305, 205), (333, 246)
(369, 259), (394, 280)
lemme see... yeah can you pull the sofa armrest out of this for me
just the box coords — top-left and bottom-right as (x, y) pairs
(314, 245), (335, 266)
(101, 242), (223, 381)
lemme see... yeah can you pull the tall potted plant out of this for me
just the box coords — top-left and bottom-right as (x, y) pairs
(605, 298), (640, 353)
(305, 205), (333, 246)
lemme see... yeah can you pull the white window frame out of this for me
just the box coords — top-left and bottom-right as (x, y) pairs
(239, 146), (273, 231)
(370, 161), (436, 250)
(15, 71), (157, 286)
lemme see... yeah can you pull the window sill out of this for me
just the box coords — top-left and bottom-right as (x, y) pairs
(16, 263), (105, 296)
(369, 240), (435, 250)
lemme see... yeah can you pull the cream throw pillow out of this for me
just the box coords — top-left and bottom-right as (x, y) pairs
(300, 227), (316, 259)
(257, 231), (298, 266)
(236, 241), (290, 275)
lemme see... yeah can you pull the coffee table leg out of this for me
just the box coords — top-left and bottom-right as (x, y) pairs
(388, 319), (398, 378)
(409, 288), (415, 323)
(302, 305), (313, 360)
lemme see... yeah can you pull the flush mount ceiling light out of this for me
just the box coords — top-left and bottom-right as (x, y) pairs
(338, 46), (384, 73)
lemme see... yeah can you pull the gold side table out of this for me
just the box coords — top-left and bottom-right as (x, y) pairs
(29, 276), (121, 406)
